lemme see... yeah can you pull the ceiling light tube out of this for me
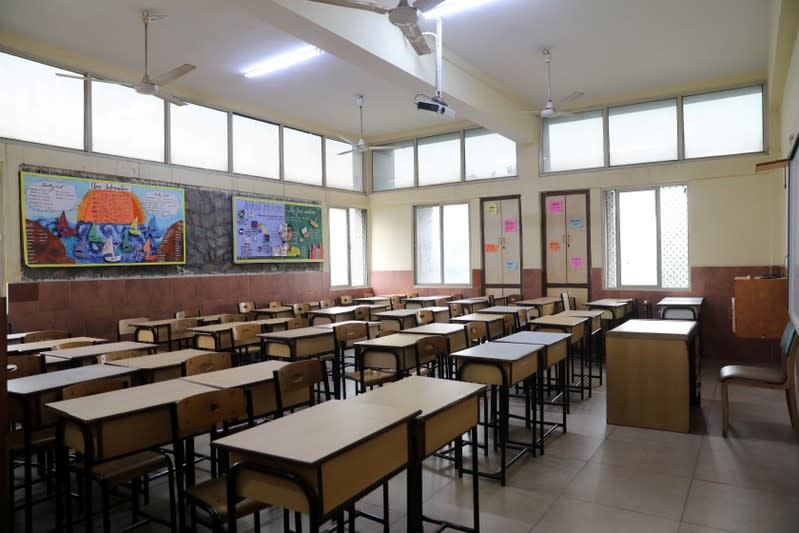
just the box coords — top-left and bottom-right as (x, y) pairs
(244, 46), (322, 78)
(422, 0), (498, 19)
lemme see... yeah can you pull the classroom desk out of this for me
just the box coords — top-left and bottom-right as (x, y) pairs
(40, 341), (156, 367)
(514, 297), (562, 317)
(131, 318), (194, 350)
(46, 379), (217, 531)
(449, 297), (490, 313)
(189, 318), (290, 351)
(253, 306), (294, 318)
(9, 364), (137, 533)
(259, 328), (335, 391)
(352, 376), (485, 532)
(352, 296), (391, 307)
(656, 296), (704, 319)
(7, 331), (37, 344)
(450, 313), (506, 340)
(104, 348), (214, 382)
(214, 400), (420, 533)
(195, 313), (231, 325)
(353, 333), (434, 384)
(7, 336), (106, 355)
(374, 309), (419, 331)
(477, 305), (529, 329)
(605, 319), (698, 433)
(403, 295), (450, 309)
(529, 314), (591, 399)
(449, 341), (544, 485)
(313, 320), (380, 340)
(585, 298), (634, 327)
(400, 323), (469, 353)
(557, 309), (605, 385)
(307, 305), (359, 325)
(426, 306), (452, 323)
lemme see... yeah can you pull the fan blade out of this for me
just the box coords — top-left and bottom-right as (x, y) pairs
(400, 23), (432, 55)
(412, 0), (448, 12)
(338, 135), (356, 145)
(307, 0), (389, 14)
(150, 64), (195, 87)
(57, 72), (133, 88)
(157, 92), (188, 106)
(55, 73), (91, 81)
(337, 148), (355, 155)
(368, 145), (400, 151)
(559, 91), (584, 104)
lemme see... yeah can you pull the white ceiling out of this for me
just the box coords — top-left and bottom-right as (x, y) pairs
(0, 0), (770, 143)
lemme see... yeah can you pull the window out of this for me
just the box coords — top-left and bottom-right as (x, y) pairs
(418, 132), (461, 186)
(372, 140), (415, 191)
(170, 103), (228, 171)
(232, 114), (279, 178)
(464, 128), (517, 180)
(0, 52), (84, 149)
(609, 99), (677, 166)
(683, 85), (764, 158)
(605, 184), (688, 289)
(414, 203), (470, 285)
(92, 82), (164, 161)
(542, 110), (604, 172)
(329, 207), (367, 287)
(283, 127), (322, 185)
(325, 138), (362, 191)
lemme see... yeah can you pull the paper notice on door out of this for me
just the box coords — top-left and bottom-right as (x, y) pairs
(486, 202), (498, 215)
(548, 200), (563, 213)
(549, 241), (561, 253)
(570, 257), (583, 269)
(503, 219), (517, 232)
(484, 243), (499, 253)
(568, 216), (584, 229)
(505, 260), (518, 271)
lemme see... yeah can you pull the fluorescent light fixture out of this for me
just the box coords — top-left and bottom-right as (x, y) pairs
(422, 0), (498, 19)
(244, 46), (322, 78)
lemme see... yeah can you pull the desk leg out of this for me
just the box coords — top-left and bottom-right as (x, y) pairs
(22, 401), (33, 533)
(472, 425), (480, 532)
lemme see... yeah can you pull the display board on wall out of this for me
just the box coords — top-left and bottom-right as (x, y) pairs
(233, 196), (324, 263)
(20, 171), (186, 267)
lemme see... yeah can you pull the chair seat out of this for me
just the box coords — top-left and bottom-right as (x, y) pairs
(720, 364), (787, 385)
(344, 369), (394, 386)
(90, 451), (171, 485)
(8, 426), (56, 455)
(186, 477), (269, 519)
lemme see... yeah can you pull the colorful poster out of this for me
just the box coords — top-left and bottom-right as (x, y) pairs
(503, 219), (517, 233)
(20, 171), (185, 267)
(570, 256), (583, 269)
(486, 202), (498, 215)
(548, 200), (563, 212)
(568, 216), (584, 229)
(233, 196), (323, 263)
(484, 243), (499, 253)
(549, 241), (561, 253)
(504, 260), (518, 271)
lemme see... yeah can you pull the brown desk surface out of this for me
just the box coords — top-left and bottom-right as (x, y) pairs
(529, 315), (588, 327)
(400, 323), (466, 336)
(180, 360), (288, 389)
(130, 319), (177, 327)
(479, 306), (528, 314)
(354, 333), (431, 349)
(375, 309), (419, 318)
(404, 296), (450, 303)
(259, 327), (334, 340)
(309, 306), (359, 315)
(450, 297), (490, 305)
(515, 297), (561, 306)
(353, 297), (391, 304)
(8, 365), (137, 396)
(7, 337), (107, 354)
(352, 376), (484, 420)
(656, 297), (704, 307)
(608, 319), (696, 340)
(7, 331), (36, 343)
(253, 306), (294, 314)
(312, 320), (379, 330)
(496, 331), (571, 346)
(450, 313), (504, 324)
(212, 399), (419, 464)
(586, 299), (632, 308)
(40, 341), (156, 360)
(557, 310), (604, 318)
(450, 341), (543, 362)
(188, 318), (290, 333)
(105, 348), (213, 370)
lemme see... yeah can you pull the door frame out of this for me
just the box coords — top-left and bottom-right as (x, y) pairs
(540, 189), (592, 298)
(480, 195), (523, 295)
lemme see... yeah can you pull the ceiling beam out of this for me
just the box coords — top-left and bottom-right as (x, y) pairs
(230, 0), (535, 143)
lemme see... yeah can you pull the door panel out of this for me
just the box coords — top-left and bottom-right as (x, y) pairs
(482, 196), (522, 296)
(500, 199), (521, 285)
(483, 200), (503, 285)
(565, 194), (588, 284)
(545, 195), (567, 284)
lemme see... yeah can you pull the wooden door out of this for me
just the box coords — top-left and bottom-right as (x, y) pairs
(482, 196), (522, 297)
(542, 191), (590, 306)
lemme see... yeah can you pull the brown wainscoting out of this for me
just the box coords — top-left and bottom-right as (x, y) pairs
(370, 269), (483, 298)
(591, 266), (785, 362)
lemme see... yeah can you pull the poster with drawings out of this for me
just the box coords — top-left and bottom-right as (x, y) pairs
(233, 196), (323, 263)
(20, 171), (185, 267)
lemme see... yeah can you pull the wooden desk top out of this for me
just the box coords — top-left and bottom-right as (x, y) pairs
(404, 295), (450, 303)
(353, 297), (391, 304)
(450, 313), (505, 323)
(479, 306), (528, 314)
(375, 309), (419, 318)
(46, 379), (216, 423)
(530, 315), (588, 327)
(450, 341), (543, 362)
(7, 331), (36, 343)
(309, 306), (359, 315)
(105, 349), (213, 370)
(656, 297), (704, 307)
(401, 323), (466, 336)
(212, 400), (420, 465)
(558, 310), (604, 318)
(253, 306), (293, 314)
(515, 297), (561, 306)
(354, 333), (431, 349)
(130, 319), (176, 327)
(312, 320), (379, 330)
(40, 341), (156, 360)
(181, 360), (288, 389)
(188, 318), (290, 333)
(497, 331), (571, 346)
(450, 297), (490, 305)
(8, 365), (137, 396)
(7, 337), (107, 355)
(586, 299), (633, 308)
(352, 376), (485, 420)
(608, 319), (696, 340)
(259, 327), (334, 340)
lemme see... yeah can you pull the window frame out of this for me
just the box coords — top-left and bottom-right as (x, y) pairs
(464, 127), (519, 181)
(328, 206), (368, 288)
(413, 202), (471, 287)
(230, 112), (281, 179)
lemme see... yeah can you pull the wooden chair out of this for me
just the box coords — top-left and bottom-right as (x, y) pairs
(97, 349), (146, 364)
(416, 309), (434, 326)
(506, 293), (522, 304)
(414, 335), (449, 377)
(231, 323), (262, 365)
(389, 295), (403, 309)
(118, 317), (149, 342)
(318, 298), (335, 309)
(721, 322), (799, 440)
(487, 294), (495, 306)
(23, 330), (69, 343)
(172, 317), (200, 349)
(170, 389), (265, 532)
(62, 378), (131, 400)
(434, 297), (450, 307)
(286, 317), (310, 330)
(466, 321), (488, 345)
(516, 308), (529, 332)
(661, 306), (697, 320)
(335, 322), (371, 399)
(53, 340), (94, 351)
(184, 351), (232, 376)
(339, 295), (353, 305)
(273, 359), (331, 415)
(175, 309), (201, 319)
(8, 354), (45, 378)
(219, 313), (247, 324)
(292, 302), (311, 319)
(502, 313), (516, 336)
(353, 306), (370, 321)
(449, 302), (464, 318)
(451, 293), (464, 300)
(238, 300), (256, 314)
(267, 300), (283, 308)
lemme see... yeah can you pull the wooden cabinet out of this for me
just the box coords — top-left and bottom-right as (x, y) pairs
(732, 278), (788, 339)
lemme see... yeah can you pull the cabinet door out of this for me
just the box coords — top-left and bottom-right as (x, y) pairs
(565, 194), (588, 284)
(544, 195), (567, 284)
(499, 199), (521, 285)
(483, 200), (504, 285)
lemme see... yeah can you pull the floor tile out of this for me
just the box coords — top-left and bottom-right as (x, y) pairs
(530, 497), (679, 533)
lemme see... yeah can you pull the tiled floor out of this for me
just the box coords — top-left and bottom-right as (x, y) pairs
(12, 363), (799, 532)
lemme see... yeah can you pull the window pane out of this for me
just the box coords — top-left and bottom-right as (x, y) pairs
(465, 128), (517, 180)
(349, 208), (367, 286)
(372, 140), (414, 191)
(442, 204), (470, 284)
(660, 185), (689, 288)
(0, 52), (83, 149)
(542, 110), (604, 172)
(170, 103), (228, 171)
(418, 132), (461, 186)
(92, 82), (164, 161)
(415, 206), (442, 284)
(609, 99), (677, 166)
(284, 127), (322, 185)
(325, 138), (362, 190)
(618, 190), (658, 286)
(232, 115), (279, 178)
(684, 86), (763, 158)
(605, 190), (618, 288)
(329, 208), (349, 286)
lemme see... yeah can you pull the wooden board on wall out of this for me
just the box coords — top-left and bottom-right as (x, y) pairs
(733, 278), (789, 339)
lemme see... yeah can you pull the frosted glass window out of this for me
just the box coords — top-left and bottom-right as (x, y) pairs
(442, 204), (470, 284)
(609, 99), (677, 166)
(284, 127), (322, 185)
(465, 128), (517, 180)
(0, 52), (83, 149)
(415, 203), (470, 285)
(418, 132), (461, 186)
(170, 103), (228, 171)
(349, 208), (367, 286)
(92, 82), (164, 161)
(618, 190), (658, 286)
(660, 185), (689, 288)
(232, 115), (279, 178)
(684, 86), (763, 158)
(415, 206), (442, 284)
(325, 138), (362, 191)
(329, 207), (367, 287)
(373, 140), (415, 191)
(542, 110), (604, 172)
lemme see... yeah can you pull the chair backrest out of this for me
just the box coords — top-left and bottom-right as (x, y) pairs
(173, 388), (250, 439)
(335, 322), (369, 344)
(487, 294), (495, 306)
(434, 298), (449, 307)
(319, 298), (334, 309)
(780, 321), (797, 357)
(661, 307), (696, 320)
(293, 303), (311, 317)
(62, 377), (129, 400)
(339, 295), (353, 305)
(560, 292), (572, 311)
(238, 301), (256, 314)
(219, 313), (247, 324)
(449, 302), (464, 318)
(389, 295), (403, 309)
(8, 355), (43, 379)
(451, 293), (464, 300)
(175, 309), (201, 319)
(267, 300), (282, 308)
(232, 322), (261, 344)
(466, 321), (487, 345)
(377, 329), (397, 337)
(53, 340), (94, 350)
(172, 317), (200, 333)
(23, 330), (69, 343)
(286, 317), (310, 330)
(98, 349), (146, 364)
(516, 309), (528, 331)
(415, 335), (449, 365)
(353, 306), (370, 321)
(417, 309), (434, 326)
(118, 317), (149, 341)
(273, 359), (329, 415)
(183, 351), (232, 376)
(406, 291), (418, 298)
(502, 313), (516, 336)
(506, 293), (521, 304)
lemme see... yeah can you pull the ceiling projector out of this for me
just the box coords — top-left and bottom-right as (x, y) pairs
(416, 96), (456, 119)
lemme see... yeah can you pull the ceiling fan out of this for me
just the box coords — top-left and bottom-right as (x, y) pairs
(537, 48), (583, 118)
(306, 0), (447, 55)
(56, 10), (195, 106)
(338, 95), (399, 155)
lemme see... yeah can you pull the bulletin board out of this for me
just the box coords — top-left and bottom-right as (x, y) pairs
(233, 196), (323, 263)
(20, 171), (186, 267)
